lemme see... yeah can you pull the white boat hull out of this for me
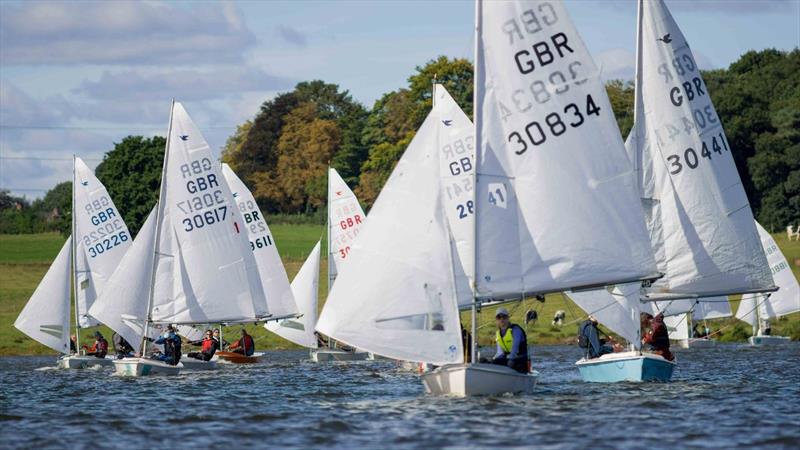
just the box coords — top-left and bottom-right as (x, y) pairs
(113, 357), (181, 376)
(421, 363), (538, 396)
(179, 355), (218, 371)
(311, 349), (371, 362)
(57, 355), (114, 369)
(748, 335), (792, 346)
(575, 351), (675, 383)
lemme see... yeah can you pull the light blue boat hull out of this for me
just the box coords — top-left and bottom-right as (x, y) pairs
(576, 352), (675, 383)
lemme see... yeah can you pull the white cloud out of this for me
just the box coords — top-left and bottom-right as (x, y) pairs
(0, 1), (257, 65)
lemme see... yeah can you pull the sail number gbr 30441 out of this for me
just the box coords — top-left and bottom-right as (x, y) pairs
(665, 132), (730, 175)
(507, 94), (600, 155)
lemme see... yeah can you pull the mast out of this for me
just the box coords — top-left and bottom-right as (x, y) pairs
(325, 165), (334, 349)
(470, 0), (483, 365)
(140, 99), (175, 355)
(71, 155), (80, 353)
(631, 0), (644, 355)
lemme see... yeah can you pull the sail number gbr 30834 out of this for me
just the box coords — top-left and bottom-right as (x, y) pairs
(177, 157), (228, 232)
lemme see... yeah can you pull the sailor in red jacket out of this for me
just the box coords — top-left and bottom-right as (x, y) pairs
(187, 329), (219, 361)
(82, 331), (109, 359)
(642, 313), (674, 361)
(228, 329), (255, 357)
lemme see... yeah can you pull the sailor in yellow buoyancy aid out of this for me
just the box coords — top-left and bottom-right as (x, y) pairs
(492, 307), (529, 373)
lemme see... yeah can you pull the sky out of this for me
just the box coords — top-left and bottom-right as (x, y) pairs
(1, 0), (798, 199)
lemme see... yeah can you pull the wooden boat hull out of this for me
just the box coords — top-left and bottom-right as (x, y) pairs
(420, 363), (537, 396)
(57, 355), (114, 369)
(216, 351), (261, 364)
(576, 351), (675, 383)
(179, 355), (218, 371)
(310, 349), (371, 362)
(113, 357), (181, 376)
(748, 335), (792, 346)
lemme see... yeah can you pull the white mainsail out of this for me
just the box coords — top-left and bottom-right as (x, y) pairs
(88, 209), (158, 348)
(265, 241), (321, 348)
(73, 156), (132, 327)
(327, 167), (366, 290)
(628, 0), (774, 299)
(737, 221), (800, 323)
(222, 163), (298, 319)
(14, 237), (73, 354)
(149, 102), (268, 325)
(475, 0), (657, 301)
(316, 97), (466, 366)
(664, 313), (690, 342)
(435, 83), (475, 308)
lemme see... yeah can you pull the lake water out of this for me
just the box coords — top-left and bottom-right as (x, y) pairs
(1, 344), (798, 449)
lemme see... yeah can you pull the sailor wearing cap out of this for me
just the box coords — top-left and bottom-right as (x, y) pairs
(492, 307), (530, 373)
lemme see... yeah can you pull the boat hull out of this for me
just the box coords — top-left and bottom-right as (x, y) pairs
(748, 335), (792, 346)
(57, 355), (114, 369)
(311, 349), (370, 362)
(113, 357), (181, 376)
(421, 363), (537, 396)
(180, 355), (218, 371)
(576, 351), (675, 383)
(216, 351), (261, 364)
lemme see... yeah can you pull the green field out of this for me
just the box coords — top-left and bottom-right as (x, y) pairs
(1, 229), (798, 355)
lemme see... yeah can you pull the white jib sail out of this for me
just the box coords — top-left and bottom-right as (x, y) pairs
(265, 241), (321, 348)
(14, 237), (72, 354)
(434, 83), (476, 308)
(222, 163), (298, 319)
(88, 208), (158, 348)
(149, 102), (268, 324)
(316, 103), (466, 366)
(73, 156), (132, 327)
(566, 283), (642, 347)
(664, 313), (690, 341)
(739, 221), (800, 320)
(691, 298), (731, 320)
(327, 167), (366, 289)
(474, 0), (657, 300)
(628, 0), (774, 298)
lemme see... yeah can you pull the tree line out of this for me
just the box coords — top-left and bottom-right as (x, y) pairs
(1, 49), (797, 236)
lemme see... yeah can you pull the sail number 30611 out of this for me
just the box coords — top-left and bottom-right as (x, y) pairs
(508, 94), (601, 156)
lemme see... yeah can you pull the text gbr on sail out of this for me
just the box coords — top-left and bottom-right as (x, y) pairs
(500, 3), (573, 75)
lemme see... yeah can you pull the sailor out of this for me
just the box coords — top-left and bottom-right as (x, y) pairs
(188, 329), (219, 361)
(314, 331), (329, 348)
(82, 331), (108, 358)
(491, 307), (529, 373)
(69, 334), (78, 354)
(578, 315), (616, 359)
(642, 313), (673, 361)
(227, 329), (255, 356)
(112, 332), (135, 359)
(692, 323), (709, 339)
(213, 328), (228, 348)
(152, 325), (182, 366)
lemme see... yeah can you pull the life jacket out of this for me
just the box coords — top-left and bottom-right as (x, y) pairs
(496, 324), (528, 360)
(163, 335), (182, 365)
(241, 335), (255, 356)
(201, 337), (217, 355)
(578, 321), (592, 349)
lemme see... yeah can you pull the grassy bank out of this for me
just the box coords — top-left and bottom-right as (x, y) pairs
(1, 230), (798, 356)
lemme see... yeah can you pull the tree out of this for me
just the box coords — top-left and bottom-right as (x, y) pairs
(251, 103), (341, 212)
(95, 136), (166, 236)
(29, 182), (72, 235)
(407, 56), (474, 126)
(605, 80), (636, 139)
(220, 120), (253, 175)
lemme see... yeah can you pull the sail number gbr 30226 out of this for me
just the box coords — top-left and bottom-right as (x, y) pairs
(177, 157), (228, 232)
(508, 94), (600, 155)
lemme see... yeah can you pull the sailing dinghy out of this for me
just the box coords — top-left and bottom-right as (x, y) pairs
(15, 157), (132, 369)
(313, 168), (371, 362)
(91, 102), (270, 376)
(572, 0), (778, 382)
(737, 221), (799, 346)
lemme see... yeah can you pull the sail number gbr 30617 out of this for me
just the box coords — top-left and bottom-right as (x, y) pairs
(177, 158), (229, 232)
(507, 94), (600, 155)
